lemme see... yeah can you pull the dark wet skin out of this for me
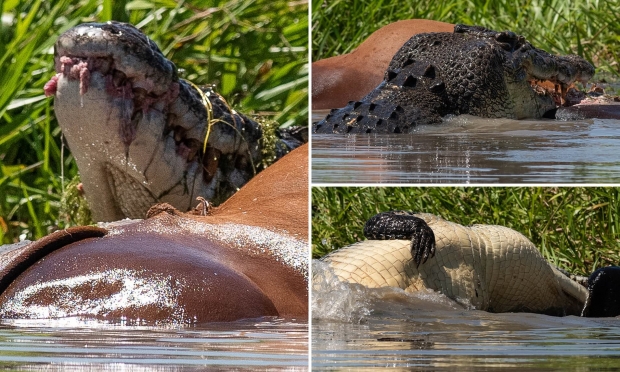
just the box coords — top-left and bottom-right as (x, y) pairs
(314, 24), (594, 134)
(364, 211), (436, 267)
(583, 266), (620, 317)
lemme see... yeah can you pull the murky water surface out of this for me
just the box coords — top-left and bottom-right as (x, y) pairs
(0, 318), (308, 370)
(312, 111), (620, 183)
(312, 261), (620, 370)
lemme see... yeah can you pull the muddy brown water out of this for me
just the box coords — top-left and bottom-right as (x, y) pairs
(0, 319), (308, 370)
(312, 111), (620, 184)
(312, 261), (620, 370)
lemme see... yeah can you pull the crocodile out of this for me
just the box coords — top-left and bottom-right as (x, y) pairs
(0, 144), (308, 324)
(313, 24), (595, 134)
(44, 21), (304, 222)
(312, 19), (454, 110)
(322, 211), (620, 317)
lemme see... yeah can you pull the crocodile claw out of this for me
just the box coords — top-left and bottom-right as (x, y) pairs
(363, 211), (436, 267)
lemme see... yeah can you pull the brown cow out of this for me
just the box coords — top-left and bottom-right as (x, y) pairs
(312, 19), (454, 110)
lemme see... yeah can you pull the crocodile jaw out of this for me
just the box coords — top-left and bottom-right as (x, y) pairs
(45, 22), (254, 222)
(47, 22), (217, 222)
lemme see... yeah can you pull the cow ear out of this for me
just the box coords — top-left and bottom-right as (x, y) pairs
(583, 266), (620, 317)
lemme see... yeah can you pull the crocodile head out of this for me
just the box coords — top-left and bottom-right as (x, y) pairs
(314, 24), (595, 134)
(44, 22), (263, 221)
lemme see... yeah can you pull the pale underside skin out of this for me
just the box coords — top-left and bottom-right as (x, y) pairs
(49, 22), (262, 222)
(55, 73), (214, 222)
(323, 213), (588, 315)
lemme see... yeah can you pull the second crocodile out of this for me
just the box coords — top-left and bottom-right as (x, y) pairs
(322, 211), (619, 317)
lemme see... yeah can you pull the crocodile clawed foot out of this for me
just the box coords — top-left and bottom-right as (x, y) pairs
(409, 221), (436, 268)
(363, 211), (436, 267)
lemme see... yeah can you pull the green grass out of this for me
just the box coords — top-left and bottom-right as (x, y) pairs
(312, 187), (620, 276)
(0, 0), (308, 244)
(312, 0), (620, 77)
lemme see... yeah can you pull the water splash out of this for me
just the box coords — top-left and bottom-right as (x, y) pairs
(312, 260), (464, 323)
